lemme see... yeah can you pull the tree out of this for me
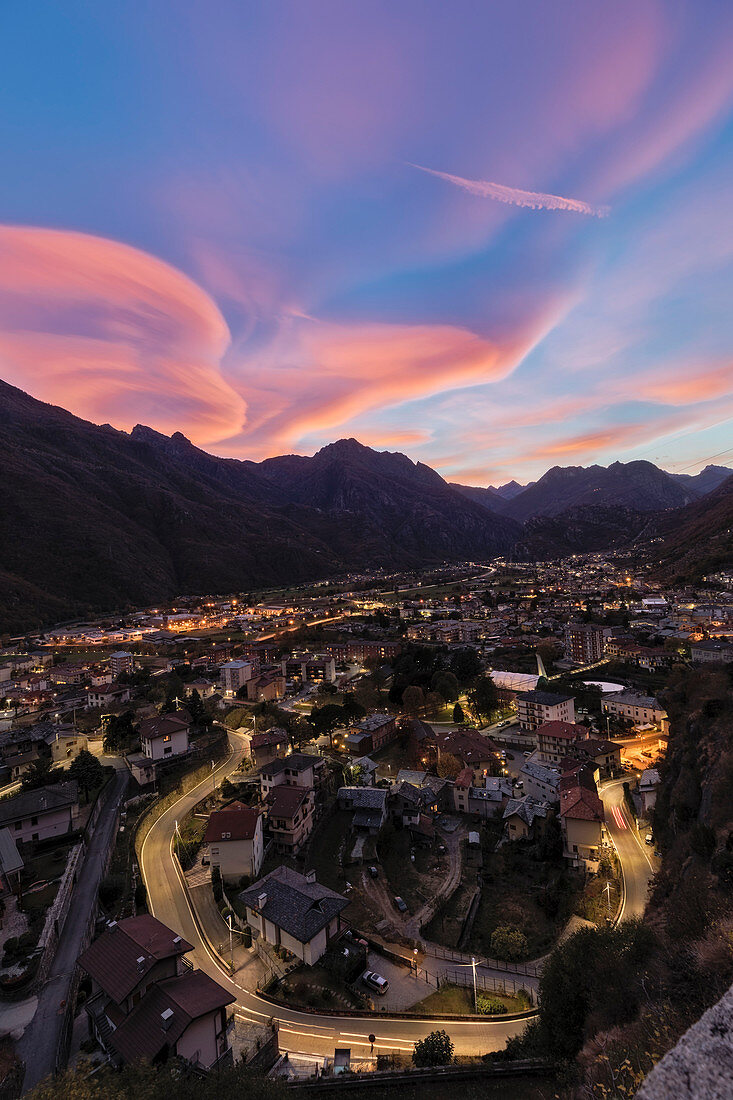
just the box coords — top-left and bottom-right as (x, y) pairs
(424, 691), (444, 719)
(69, 749), (104, 802)
(436, 752), (462, 779)
(187, 688), (205, 725)
(103, 712), (137, 755)
(468, 675), (499, 723)
(27, 1061), (289, 1100)
(452, 702), (464, 724)
(490, 924), (528, 961)
(449, 647), (482, 685)
(21, 755), (57, 791)
(432, 671), (459, 702)
(412, 1029), (454, 1067)
(402, 685), (425, 716)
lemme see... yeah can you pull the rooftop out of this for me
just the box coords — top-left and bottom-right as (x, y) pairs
(240, 865), (349, 944)
(0, 781), (79, 827)
(204, 802), (261, 843)
(79, 916), (193, 1004)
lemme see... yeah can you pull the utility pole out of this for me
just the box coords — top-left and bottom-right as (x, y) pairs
(471, 956), (478, 1012)
(228, 914), (234, 969)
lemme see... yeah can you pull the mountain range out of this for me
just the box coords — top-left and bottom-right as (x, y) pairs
(0, 379), (730, 631)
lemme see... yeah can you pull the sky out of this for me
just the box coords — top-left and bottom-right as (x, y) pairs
(1, 1), (733, 486)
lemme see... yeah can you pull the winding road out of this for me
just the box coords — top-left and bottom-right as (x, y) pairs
(138, 733), (530, 1059)
(599, 777), (656, 921)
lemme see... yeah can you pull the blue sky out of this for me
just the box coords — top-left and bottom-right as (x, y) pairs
(1, 1), (733, 484)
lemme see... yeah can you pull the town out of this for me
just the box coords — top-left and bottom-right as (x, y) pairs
(0, 549), (730, 1092)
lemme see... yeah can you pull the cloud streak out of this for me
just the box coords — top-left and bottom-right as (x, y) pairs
(412, 164), (610, 218)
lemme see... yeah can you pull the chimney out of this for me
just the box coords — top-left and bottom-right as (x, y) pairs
(305, 869), (317, 884)
(160, 1008), (174, 1031)
(257, 892), (268, 909)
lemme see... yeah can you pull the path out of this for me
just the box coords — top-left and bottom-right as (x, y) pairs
(17, 764), (129, 1093)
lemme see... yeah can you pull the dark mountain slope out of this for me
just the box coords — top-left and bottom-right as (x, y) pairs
(513, 505), (658, 561)
(502, 460), (696, 522)
(669, 464), (733, 497)
(450, 482), (515, 516)
(653, 475), (733, 582)
(0, 385), (517, 631)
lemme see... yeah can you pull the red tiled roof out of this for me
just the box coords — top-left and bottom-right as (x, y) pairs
(138, 712), (190, 743)
(110, 970), (234, 1064)
(267, 784), (309, 818)
(454, 768), (473, 789)
(537, 721), (588, 741)
(251, 728), (288, 749)
(560, 785), (605, 822)
(204, 803), (261, 843)
(78, 916), (193, 1003)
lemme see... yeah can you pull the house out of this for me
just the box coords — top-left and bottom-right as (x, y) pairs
(245, 672), (286, 702)
(204, 803), (264, 883)
(250, 728), (289, 768)
(536, 721), (589, 765)
(346, 713), (396, 754)
(502, 796), (550, 840)
(265, 784), (314, 853)
(520, 759), (561, 804)
(516, 690), (575, 733)
(456, 772), (513, 819)
(639, 768), (661, 817)
(79, 915), (234, 1071)
(86, 686), (131, 710)
(259, 753), (324, 799)
(138, 713), (190, 762)
(431, 728), (501, 780)
(49, 727), (89, 763)
(602, 691), (667, 728)
(0, 781), (80, 843)
(690, 639), (733, 664)
(388, 781), (438, 826)
(240, 866), (349, 965)
(0, 828), (24, 897)
(573, 736), (621, 779)
(337, 786), (388, 833)
(349, 755), (378, 785)
(559, 785), (605, 866)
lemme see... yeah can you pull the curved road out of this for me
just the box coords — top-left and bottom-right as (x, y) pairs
(139, 733), (530, 1059)
(600, 778), (656, 921)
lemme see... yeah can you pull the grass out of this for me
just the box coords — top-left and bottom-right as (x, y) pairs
(411, 983), (525, 1015)
(277, 965), (366, 1011)
(21, 883), (58, 913)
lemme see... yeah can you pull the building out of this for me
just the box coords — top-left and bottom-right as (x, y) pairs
(110, 651), (135, 677)
(345, 713), (396, 754)
(564, 623), (612, 664)
(259, 753), (324, 799)
(690, 639), (733, 664)
(452, 770), (512, 819)
(220, 661), (253, 696)
(337, 787), (388, 833)
(245, 672), (286, 702)
(520, 759), (561, 804)
(139, 713), (190, 761)
(204, 802), (264, 883)
(639, 768), (661, 817)
(536, 721), (588, 766)
(79, 915), (234, 1071)
(265, 784), (314, 853)
(86, 686), (131, 710)
(0, 828), (23, 897)
(516, 690), (575, 733)
(559, 785), (605, 866)
(240, 866), (349, 965)
(250, 728), (289, 768)
(0, 781), (80, 844)
(602, 691), (667, 728)
(431, 728), (501, 781)
(502, 796), (550, 840)
(49, 728), (89, 763)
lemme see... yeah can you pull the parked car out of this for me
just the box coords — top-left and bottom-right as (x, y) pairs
(362, 970), (389, 995)
(645, 834), (654, 845)
(523, 750), (532, 758)
(393, 896), (408, 913)
(505, 752), (514, 761)
(514, 779), (523, 790)
(368, 865), (379, 878)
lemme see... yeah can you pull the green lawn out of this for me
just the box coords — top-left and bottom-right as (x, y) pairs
(411, 983), (525, 1015)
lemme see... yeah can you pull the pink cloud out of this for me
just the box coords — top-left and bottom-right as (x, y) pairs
(413, 164), (610, 218)
(0, 226), (246, 442)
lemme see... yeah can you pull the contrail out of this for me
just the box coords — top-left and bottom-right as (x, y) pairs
(412, 163), (609, 218)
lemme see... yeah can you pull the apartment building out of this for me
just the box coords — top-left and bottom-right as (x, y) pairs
(564, 622), (612, 664)
(516, 690), (575, 733)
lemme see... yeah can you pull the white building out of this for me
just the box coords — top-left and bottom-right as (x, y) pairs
(138, 713), (190, 761)
(220, 660), (253, 696)
(240, 866), (349, 966)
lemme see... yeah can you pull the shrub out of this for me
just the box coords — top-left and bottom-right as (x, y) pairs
(490, 924), (529, 961)
(476, 995), (507, 1015)
(413, 1029), (454, 1067)
(134, 882), (148, 911)
(98, 874), (124, 910)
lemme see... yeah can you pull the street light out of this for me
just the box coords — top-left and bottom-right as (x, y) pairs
(471, 957), (478, 1012)
(211, 760), (215, 795)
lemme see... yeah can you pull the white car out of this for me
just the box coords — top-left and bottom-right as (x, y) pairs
(362, 970), (389, 995)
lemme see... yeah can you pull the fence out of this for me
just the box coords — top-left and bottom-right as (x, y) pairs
(425, 941), (541, 977)
(438, 967), (534, 1000)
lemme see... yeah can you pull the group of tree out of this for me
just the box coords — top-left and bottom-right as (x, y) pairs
(20, 748), (104, 802)
(27, 1062), (288, 1100)
(309, 698), (366, 744)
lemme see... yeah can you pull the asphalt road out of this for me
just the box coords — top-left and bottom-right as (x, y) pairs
(600, 777), (657, 921)
(139, 732), (530, 1059)
(18, 764), (129, 1092)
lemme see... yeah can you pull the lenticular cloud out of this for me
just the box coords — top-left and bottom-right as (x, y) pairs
(413, 164), (609, 218)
